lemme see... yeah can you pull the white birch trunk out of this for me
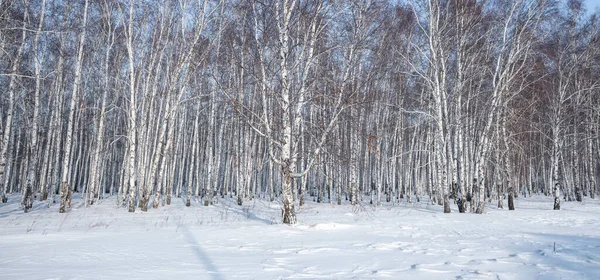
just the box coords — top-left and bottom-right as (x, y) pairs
(1, 2), (28, 203)
(59, 0), (88, 213)
(88, 14), (115, 206)
(551, 123), (561, 210)
(49, 33), (66, 206)
(205, 83), (217, 205)
(276, 0), (297, 224)
(22, 0), (46, 211)
(154, 107), (176, 208)
(38, 124), (52, 201)
(187, 101), (201, 207)
(126, 0), (137, 212)
(349, 107), (359, 206)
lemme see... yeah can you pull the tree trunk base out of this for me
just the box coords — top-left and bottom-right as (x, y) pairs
(22, 184), (33, 213)
(23, 185), (33, 213)
(508, 191), (515, 210)
(128, 195), (136, 212)
(457, 198), (465, 213)
(67, 190), (73, 209)
(140, 196), (149, 211)
(282, 202), (296, 224)
(40, 191), (48, 201)
(211, 191), (218, 205)
(443, 195), (451, 213)
(475, 201), (485, 214)
(59, 182), (68, 213)
(575, 187), (582, 202)
(88, 189), (97, 205)
(24, 197), (32, 212)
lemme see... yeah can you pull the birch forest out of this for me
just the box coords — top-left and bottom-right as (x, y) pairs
(0, 0), (599, 224)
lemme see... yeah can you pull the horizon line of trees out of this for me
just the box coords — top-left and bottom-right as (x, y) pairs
(0, 0), (599, 224)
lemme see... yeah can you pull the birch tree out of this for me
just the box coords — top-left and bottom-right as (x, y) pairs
(59, 0), (89, 213)
(22, 0), (46, 212)
(0, 0), (597, 220)
(1, 0), (28, 203)
(88, 0), (118, 206)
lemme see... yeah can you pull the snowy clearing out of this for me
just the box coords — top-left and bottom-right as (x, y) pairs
(1, 195), (599, 280)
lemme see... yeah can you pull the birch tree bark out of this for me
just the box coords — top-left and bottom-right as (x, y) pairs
(49, 29), (67, 207)
(409, 0), (451, 213)
(475, 0), (545, 213)
(59, 0), (88, 213)
(88, 0), (116, 206)
(0, 0), (28, 203)
(22, 0), (46, 212)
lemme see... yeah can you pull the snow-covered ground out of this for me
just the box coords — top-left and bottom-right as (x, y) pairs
(1, 194), (599, 280)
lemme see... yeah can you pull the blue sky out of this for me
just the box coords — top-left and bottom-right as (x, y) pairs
(586, 0), (600, 12)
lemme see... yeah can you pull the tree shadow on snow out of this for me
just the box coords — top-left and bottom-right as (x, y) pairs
(216, 199), (275, 225)
(227, 207), (274, 225)
(180, 224), (225, 280)
(0, 208), (21, 219)
(0, 194), (50, 217)
(0, 194), (20, 210)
